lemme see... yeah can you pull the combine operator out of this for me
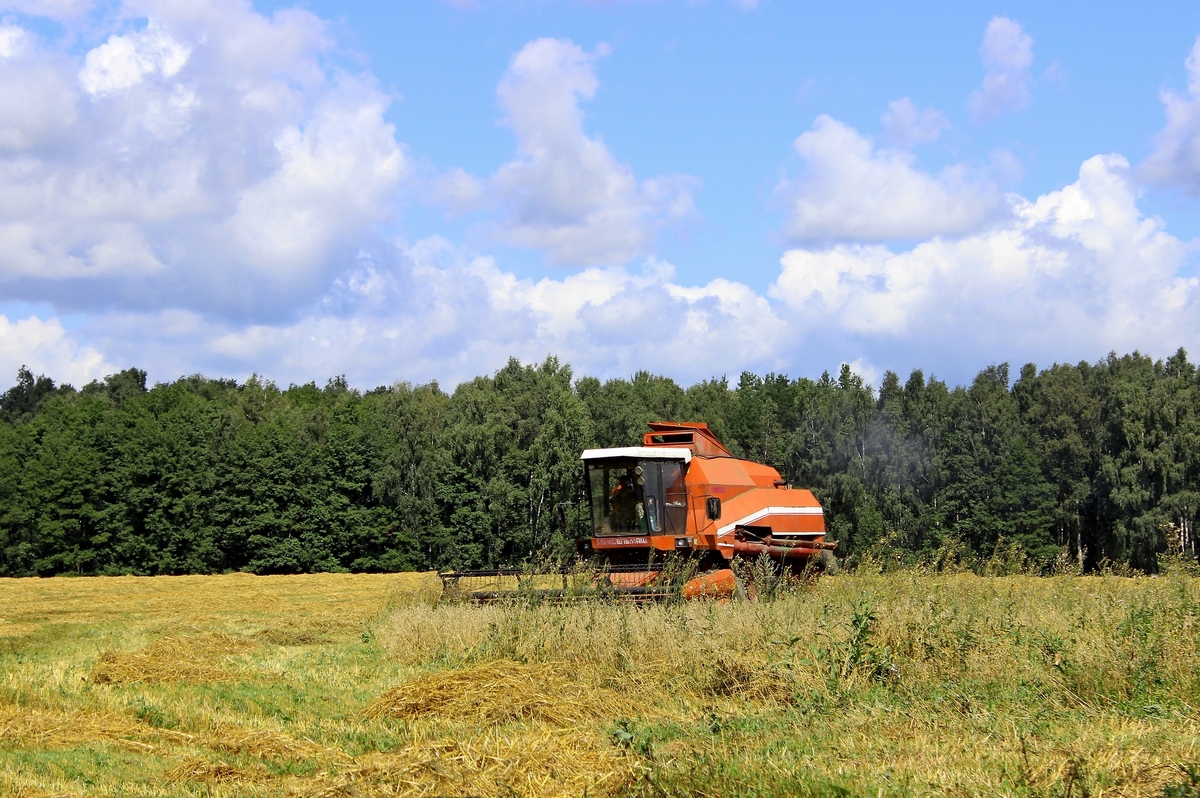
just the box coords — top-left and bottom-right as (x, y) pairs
(609, 472), (642, 532)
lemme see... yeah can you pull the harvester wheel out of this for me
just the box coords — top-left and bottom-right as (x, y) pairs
(816, 550), (839, 575)
(735, 572), (752, 602)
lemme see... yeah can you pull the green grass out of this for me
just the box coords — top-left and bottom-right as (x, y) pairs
(379, 572), (1200, 797)
(1, 571), (1198, 796)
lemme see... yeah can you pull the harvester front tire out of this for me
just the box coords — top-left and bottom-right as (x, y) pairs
(817, 550), (839, 575)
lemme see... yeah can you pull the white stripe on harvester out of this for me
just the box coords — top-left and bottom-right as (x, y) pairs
(715, 505), (824, 538)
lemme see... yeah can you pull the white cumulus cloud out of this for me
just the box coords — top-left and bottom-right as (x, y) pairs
(1143, 36), (1200, 193)
(78, 20), (191, 95)
(435, 37), (699, 268)
(17, 148), (1199, 392)
(969, 16), (1034, 122)
(770, 154), (1198, 367)
(0, 35), (79, 151)
(229, 76), (406, 282)
(0, 0), (406, 319)
(0, 24), (28, 58)
(74, 239), (790, 388)
(78, 152), (1200, 389)
(777, 115), (1006, 243)
(881, 97), (949, 149)
(0, 314), (114, 386)
(0, 0), (91, 22)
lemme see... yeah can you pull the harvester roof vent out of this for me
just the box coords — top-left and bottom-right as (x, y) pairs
(644, 421), (732, 457)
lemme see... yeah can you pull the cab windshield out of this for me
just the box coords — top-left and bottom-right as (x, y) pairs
(586, 459), (686, 536)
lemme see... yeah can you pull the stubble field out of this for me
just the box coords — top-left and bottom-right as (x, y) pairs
(1, 570), (1199, 797)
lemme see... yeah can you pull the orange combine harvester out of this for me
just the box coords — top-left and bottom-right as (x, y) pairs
(441, 421), (836, 601)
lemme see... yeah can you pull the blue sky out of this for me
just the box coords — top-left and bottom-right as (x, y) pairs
(2, 0), (1200, 389)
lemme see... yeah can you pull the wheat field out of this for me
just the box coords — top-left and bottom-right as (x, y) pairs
(1, 570), (1199, 797)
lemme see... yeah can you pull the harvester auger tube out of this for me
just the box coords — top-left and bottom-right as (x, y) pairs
(730, 530), (836, 563)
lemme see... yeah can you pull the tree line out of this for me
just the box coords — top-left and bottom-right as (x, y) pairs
(1, 350), (1197, 577)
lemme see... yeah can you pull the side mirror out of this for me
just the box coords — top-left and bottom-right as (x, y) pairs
(706, 496), (722, 521)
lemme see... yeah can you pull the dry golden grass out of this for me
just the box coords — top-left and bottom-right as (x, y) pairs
(0, 571), (430, 631)
(90, 632), (258, 684)
(384, 573), (1200, 700)
(0, 569), (646, 798)
(363, 659), (630, 727)
(1, 569), (1199, 797)
(377, 572), (1200, 797)
(303, 730), (640, 798)
(0, 703), (149, 750)
(0, 684), (351, 765)
(165, 755), (264, 784)
(205, 725), (349, 763)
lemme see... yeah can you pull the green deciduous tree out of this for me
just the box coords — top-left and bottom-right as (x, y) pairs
(2, 350), (1197, 576)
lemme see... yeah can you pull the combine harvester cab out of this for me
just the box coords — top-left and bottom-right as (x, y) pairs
(439, 421), (835, 602)
(579, 422), (836, 596)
